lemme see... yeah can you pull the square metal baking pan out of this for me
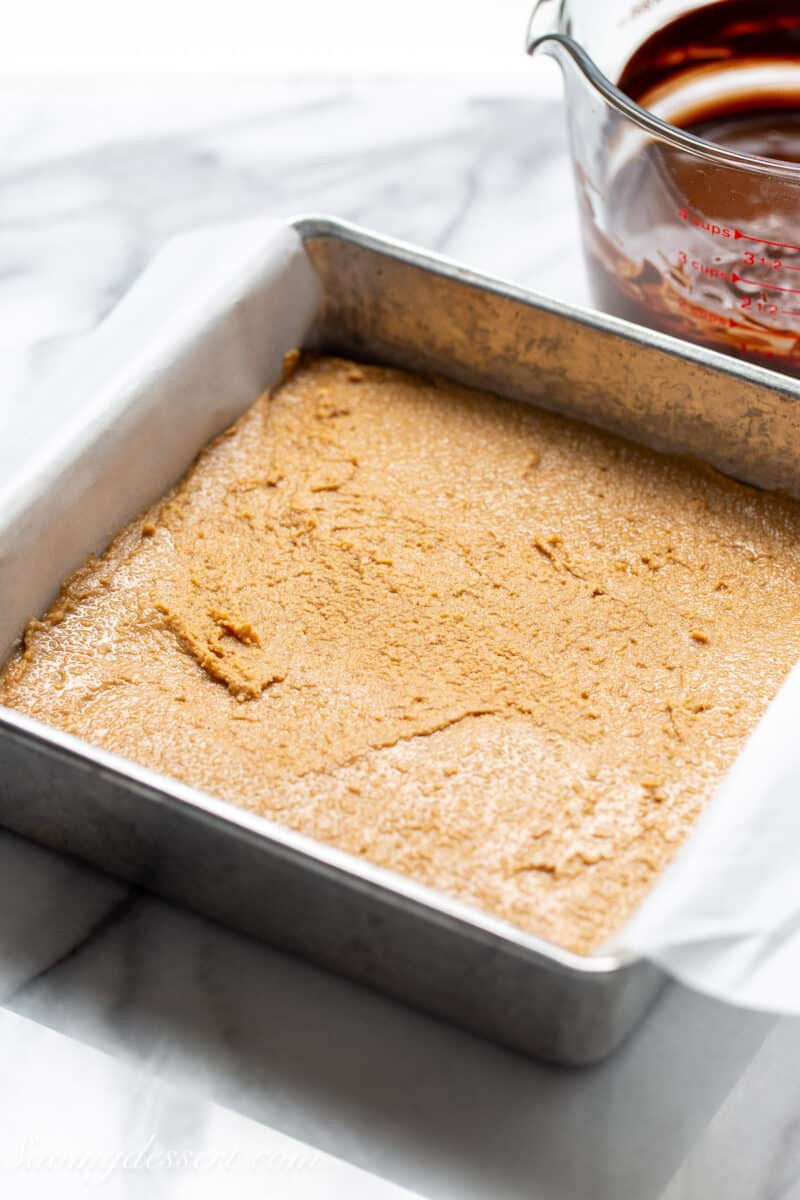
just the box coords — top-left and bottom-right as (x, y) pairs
(3, 217), (800, 1066)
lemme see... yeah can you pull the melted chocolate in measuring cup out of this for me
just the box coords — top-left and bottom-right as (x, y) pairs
(587, 0), (800, 374)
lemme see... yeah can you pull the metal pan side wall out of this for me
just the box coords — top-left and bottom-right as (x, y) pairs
(0, 710), (663, 1065)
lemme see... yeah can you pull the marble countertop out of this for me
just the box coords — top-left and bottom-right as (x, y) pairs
(2, 70), (800, 1200)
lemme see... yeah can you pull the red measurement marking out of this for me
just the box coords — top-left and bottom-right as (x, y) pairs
(678, 209), (734, 238)
(731, 271), (800, 295)
(735, 227), (800, 253)
(782, 263), (800, 273)
(779, 307), (800, 317)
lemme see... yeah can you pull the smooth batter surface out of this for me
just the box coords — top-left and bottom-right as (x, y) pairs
(4, 356), (800, 953)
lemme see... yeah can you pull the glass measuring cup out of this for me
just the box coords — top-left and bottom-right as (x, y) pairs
(527, 0), (800, 377)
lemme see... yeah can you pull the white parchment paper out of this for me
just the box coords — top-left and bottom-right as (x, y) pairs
(5, 214), (800, 1015)
(0, 218), (321, 661)
(613, 665), (800, 1010)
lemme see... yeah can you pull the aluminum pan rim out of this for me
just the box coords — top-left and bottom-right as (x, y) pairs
(291, 213), (800, 397)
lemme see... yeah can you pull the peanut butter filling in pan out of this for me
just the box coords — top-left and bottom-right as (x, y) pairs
(4, 355), (800, 953)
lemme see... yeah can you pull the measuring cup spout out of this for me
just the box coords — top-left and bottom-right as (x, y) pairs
(527, 31), (598, 101)
(525, 0), (561, 52)
(525, 3), (596, 92)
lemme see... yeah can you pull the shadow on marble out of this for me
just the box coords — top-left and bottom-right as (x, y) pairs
(0, 826), (776, 1200)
